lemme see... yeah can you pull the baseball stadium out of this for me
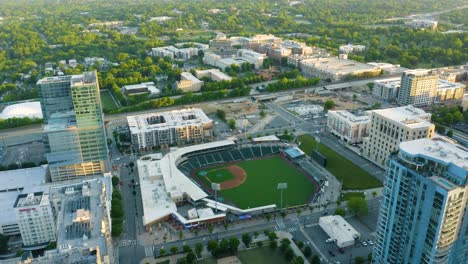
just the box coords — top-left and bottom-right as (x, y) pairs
(138, 137), (321, 230)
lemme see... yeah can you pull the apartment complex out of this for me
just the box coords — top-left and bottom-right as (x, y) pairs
(373, 137), (467, 264)
(176, 72), (204, 92)
(127, 108), (213, 150)
(14, 192), (56, 246)
(374, 76), (466, 104)
(151, 46), (199, 61)
(362, 106), (435, 167)
(338, 44), (366, 54)
(397, 70), (439, 106)
(38, 71), (109, 182)
(327, 110), (370, 144)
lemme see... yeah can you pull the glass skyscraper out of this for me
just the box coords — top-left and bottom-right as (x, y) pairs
(38, 71), (109, 182)
(373, 136), (467, 264)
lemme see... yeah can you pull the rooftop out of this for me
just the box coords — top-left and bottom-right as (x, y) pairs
(181, 72), (203, 84)
(319, 215), (360, 247)
(399, 136), (468, 171)
(252, 135), (280, 142)
(329, 110), (370, 124)
(372, 106), (433, 129)
(127, 108), (212, 133)
(49, 178), (111, 262)
(14, 192), (47, 208)
(301, 57), (379, 75)
(123, 82), (160, 94)
(436, 79), (466, 90)
(0, 101), (43, 119)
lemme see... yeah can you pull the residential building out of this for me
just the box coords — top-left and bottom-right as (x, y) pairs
(327, 110), (370, 144)
(38, 71), (109, 182)
(122, 82), (161, 96)
(176, 72), (203, 92)
(373, 137), (467, 264)
(435, 79), (465, 102)
(404, 19), (438, 30)
(397, 70), (439, 106)
(362, 106), (435, 168)
(127, 108), (214, 150)
(151, 46), (199, 61)
(339, 44), (366, 54)
(195, 69), (232, 81)
(236, 49), (267, 69)
(14, 192), (56, 246)
(0, 167), (48, 237)
(372, 77), (401, 102)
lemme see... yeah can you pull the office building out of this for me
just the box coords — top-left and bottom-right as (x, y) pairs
(38, 71), (109, 182)
(176, 72), (203, 92)
(195, 69), (232, 81)
(373, 137), (467, 264)
(362, 106), (435, 168)
(122, 82), (161, 96)
(397, 70), (439, 106)
(14, 192), (56, 246)
(299, 57), (380, 81)
(327, 110), (370, 144)
(127, 108), (213, 150)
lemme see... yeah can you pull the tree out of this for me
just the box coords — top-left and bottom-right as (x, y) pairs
(447, 130), (453, 137)
(368, 253), (373, 262)
(129, 162), (135, 168)
(183, 245), (191, 252)
(256, 241), (263, 247)
(0, 234), (8, 254)
(303, 246), (312, 258)
(219, 239), (229, 253)
(297, 241), (304, 249)
(269, 240), (277, 249)
(294, 256), (304, 264)
(334, 207), (346, 217)
(112, 176), (119, 186)
(229, 237), (240, 253)
(228, 119), (236, 129)
(311, 255), (321, 264)
(444, 113), (454, 125)
(242, 233), (252, 248)
(207, 240), (219, 254)
(159, 248), (166, 256)
(348, 197), (368, 216)
(216, 109), (226, 121)
(285, 246), (295, 261)
(259, 110), (266, 118)
(355, 256), (365, 264)
(324, 99), (335, 110)
(208, 224), (214, 233)
(195, 243), (203, 258)
(186, 251), (196, 263)
(170, 246), (178, 254)
(280, 238), (291, 252)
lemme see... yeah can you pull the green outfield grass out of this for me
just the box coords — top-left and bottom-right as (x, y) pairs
(100, 90), (119, 111)
(214, 156), (316, 209)
(297, 134), (382, 190)
(197, 167), (236, 185)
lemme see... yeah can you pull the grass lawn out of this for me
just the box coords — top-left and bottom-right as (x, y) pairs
(298, 134), (382, 190)
(197, 248), (290, 264)
(100, 90), (119, 111)
(197, 167), (236, 185)
(219, 156), (317, 209)
(338, 192), (365, 202)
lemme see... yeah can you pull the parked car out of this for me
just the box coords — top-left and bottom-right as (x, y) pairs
(328, 250), (335, 257)
(362, 241), (368, 246)
(338, 248), (345, 254)
(368, 240), (374, 245)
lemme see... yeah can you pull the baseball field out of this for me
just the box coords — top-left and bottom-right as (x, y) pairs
(195, 155), (318, 209)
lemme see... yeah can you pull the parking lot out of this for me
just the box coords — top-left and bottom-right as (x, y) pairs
(304, 214), (378, 264)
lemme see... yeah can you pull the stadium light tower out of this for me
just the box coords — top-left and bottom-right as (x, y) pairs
(212, 183), (221, 212)
(277, 183), (287, 210)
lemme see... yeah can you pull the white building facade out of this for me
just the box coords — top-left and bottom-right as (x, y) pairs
(327, 110), (370, 144)
(15, 192), (56, 246)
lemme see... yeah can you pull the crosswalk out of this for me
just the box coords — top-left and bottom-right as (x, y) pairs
(118, 239), (136, 247)
(275, 216), (302, 233)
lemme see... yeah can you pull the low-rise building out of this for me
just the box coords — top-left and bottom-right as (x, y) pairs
(319, 215), (360, 248)
(299, 57), (381, 81)
(404, 19), (438, 30)
(122, 82), (161, 96)
(195, 69), (232, 81)
(362, 106), (435, 168)
(236, 49), (267, 69)
(177, 72), (203, 92)
(327, 110), (370, 144)
(127, 108), (214, 150)
(339, 44), (366, 54)
(435, 79), (466, 102)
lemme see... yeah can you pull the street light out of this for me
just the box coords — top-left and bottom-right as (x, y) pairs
(212, 183), (221, 212)
(277, 183), (287, 210)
